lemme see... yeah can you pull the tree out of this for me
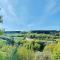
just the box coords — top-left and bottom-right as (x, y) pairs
(0, 16), (3, 23)
(0, 8), (3, 35)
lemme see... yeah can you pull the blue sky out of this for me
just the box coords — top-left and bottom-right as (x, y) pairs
(0, 0), (60, 31)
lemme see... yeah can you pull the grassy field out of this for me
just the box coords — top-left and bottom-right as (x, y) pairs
(0, 32), (60, 60)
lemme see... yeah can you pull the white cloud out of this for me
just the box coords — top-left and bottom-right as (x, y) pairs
(0, 0), (19, 30)
(29, 0), (60, 27)
(44, 0), (60, 15)
(45, 0), (56, 13)
(37, 0), (59, 23)
(0, 0), (18, 21)
(0, 0), (30, 30)
(0, 0), (59, 31)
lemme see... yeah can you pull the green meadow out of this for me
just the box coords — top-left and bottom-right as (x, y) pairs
(0, 32), (60, 60)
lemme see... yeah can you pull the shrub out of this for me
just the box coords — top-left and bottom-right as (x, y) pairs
(35, 51), (54, 60)
(17, 46), (35, 60)
(33, 43), (40, 51)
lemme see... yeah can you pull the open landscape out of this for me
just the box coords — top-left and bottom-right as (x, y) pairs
(0, 0), (60, 60)
(0, 30), (60, 60)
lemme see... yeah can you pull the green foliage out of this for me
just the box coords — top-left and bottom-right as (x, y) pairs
(35, 51), (54, 60)
(0, 30), (3, 35)
(44, 41), (60, 60)
(0, 32), (60, 60)
(0, 16), (3, 23)
(17, 46), (35, 60)
(0, 40), (7, 46)
(33, 43), (40, 51)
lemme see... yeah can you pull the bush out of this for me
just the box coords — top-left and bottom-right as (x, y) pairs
(35, 51), (54, 60)
(0, 30), (3, 35)
(17, 46), (35, 60)
(0, 45), (17, 60)
(33, 43), (40, 51)
(44, 41), (60, 60)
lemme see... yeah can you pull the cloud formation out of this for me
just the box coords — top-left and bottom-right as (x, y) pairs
(0, 0), (60, 31)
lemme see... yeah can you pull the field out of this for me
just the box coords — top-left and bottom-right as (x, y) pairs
(0, 31), (60, 60)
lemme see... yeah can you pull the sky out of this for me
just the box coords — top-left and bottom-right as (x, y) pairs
(0, 0), (60, 31)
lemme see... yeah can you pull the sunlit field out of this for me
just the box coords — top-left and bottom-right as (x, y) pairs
(0, 31), (60, 60)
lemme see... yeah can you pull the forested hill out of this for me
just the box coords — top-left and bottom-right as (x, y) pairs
(31, 30), (60, 34)
(4, 31), (21, 34)
(4, 30), (60, 34)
